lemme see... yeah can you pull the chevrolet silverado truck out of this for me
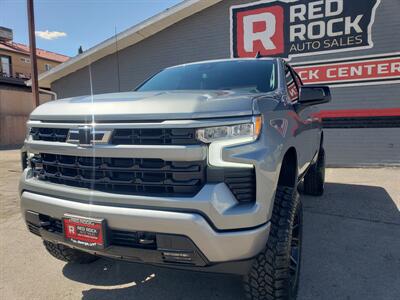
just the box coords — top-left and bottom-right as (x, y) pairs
(20, 58), (330, 300)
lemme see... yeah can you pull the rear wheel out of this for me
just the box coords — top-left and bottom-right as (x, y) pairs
(303, 147), (325, 196)
(43, 240), (98, 264)
(244, 186), (303, 300)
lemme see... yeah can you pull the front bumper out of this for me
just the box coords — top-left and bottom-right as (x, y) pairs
(21, 190), (270, 265)
(20, 168), (267, 230)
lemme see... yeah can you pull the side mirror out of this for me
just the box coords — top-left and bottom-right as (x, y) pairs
(299, 85), (331, 106)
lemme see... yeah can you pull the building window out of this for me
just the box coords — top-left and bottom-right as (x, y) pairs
(45, 63), (52, 71)
(0, 55), (12, 77)
(20, 57), (31, 63)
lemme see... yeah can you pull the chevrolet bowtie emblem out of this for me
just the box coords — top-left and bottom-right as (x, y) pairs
(66, 126), (113, 146)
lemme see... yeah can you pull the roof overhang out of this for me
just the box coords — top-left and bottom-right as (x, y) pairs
(28, 0), (222, 89)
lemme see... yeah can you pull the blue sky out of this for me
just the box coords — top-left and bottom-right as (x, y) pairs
(1, 0), (182, 57)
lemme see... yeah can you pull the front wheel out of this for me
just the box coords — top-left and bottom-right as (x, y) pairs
(43, 240), (99, 264)
(244, 186), (303, 300)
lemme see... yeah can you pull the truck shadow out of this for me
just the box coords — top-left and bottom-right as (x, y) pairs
(299, 182), (400, 225)
(63, 259), (244, 300)
(62, 182), (399, 300)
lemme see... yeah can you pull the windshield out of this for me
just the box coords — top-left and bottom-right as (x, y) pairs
(136, 60), (277, 93)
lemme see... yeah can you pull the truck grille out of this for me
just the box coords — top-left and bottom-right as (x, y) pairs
(31, 128), (69, 142)
(111, 128), (199, 145)
(32, 153), (205, 196)
(30, 127), (199, 145)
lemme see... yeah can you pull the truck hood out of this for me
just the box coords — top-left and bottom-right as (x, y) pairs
(30, 90), (263, 122)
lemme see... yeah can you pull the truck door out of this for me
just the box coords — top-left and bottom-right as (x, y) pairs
(285, 64), (316, 174)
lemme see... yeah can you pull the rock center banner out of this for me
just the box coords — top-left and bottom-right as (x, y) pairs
(292, 53), (400, 86)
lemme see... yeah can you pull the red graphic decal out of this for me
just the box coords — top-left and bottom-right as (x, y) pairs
(270, 118), (288, 137)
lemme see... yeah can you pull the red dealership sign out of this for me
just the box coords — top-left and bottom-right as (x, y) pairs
(231, 0), (381, 59)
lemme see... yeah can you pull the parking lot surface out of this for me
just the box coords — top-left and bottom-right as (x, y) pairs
(1, 149), (399, 300)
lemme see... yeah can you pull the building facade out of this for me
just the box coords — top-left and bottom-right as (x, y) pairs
(0, 27), (68, 147)
(37, 0), (400, 165)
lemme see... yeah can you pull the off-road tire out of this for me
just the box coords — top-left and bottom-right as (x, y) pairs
(244, 186), (302, 300)
(303, 147), (325, 196)
(43, 240), (99, 264)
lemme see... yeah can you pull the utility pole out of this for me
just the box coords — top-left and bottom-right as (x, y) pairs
(27, 0), (39, 107)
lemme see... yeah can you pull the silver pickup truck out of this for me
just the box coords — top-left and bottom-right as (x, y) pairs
(20, 58), (330, 300)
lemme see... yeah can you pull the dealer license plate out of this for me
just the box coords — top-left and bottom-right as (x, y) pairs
(62, 214), (107, 250)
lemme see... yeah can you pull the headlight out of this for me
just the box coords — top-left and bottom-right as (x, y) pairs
(196, 116), (262, 143)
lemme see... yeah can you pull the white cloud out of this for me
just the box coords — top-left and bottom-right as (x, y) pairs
(35, 30), (67, 40)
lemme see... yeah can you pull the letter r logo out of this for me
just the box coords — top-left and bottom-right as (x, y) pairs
(68, 225), (75, 235)
(244, 12), (277, 52)
(233, 5), (284, 57)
